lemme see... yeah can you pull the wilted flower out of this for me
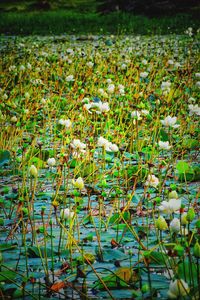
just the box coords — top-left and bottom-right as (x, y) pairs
(156, 216), (168, 231)
(47, 158), (56, 167)
(29, 165), (38, 178)
(145, 175), (159, 188)
(60, 208), (74, 220)
(158, 141), (171, 150)
(167, 279), (189, 299)
(72, 177), (84, 190)
(159, 199), (181, 214)
(170, 218), (180, 233)
(161, 116), (180, 128)
(188, 104), (200, 116)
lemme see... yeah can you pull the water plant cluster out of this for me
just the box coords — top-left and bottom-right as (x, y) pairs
(0, 31), (200, 299)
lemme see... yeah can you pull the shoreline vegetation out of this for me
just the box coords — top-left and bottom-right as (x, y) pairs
(1, 10), (200, 36)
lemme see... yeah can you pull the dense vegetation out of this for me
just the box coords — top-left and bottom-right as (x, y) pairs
(0, 30), (200, 299)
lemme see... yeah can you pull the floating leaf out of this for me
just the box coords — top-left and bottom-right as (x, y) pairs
(0, 243), (17, 252)
(0, 150), (11, 167)
(27, 246), (57, 258)
(0, 270), (16, 282)
(176, 161), (189, 173)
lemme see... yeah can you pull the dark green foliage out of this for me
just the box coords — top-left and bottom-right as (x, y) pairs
(97, 0), (200, 16)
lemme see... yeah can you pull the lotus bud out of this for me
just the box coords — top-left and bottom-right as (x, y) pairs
(193, 241), (200, 258)
(168, 190), (178, 199)
(174, 244), (184, 257)
(47, 157), (56, 167)
(11, 116), (18, 123)
(156, 216), (168, 231)
(60, 208), (74, 220)
(181, 212), (188, 225)
(72, 177), (84, 190)
(29, 165), (38, 178)
(186, 208), (195, 222)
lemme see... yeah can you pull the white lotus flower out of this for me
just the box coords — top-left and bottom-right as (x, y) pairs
(141, 109), (149, 116)
(161, 81), (171, 94)
(19, 65), (25, 71)
(86, 61), (94, 68)
(142, 59), (148, 65)
(159, 199), (181, 214)
(83, 103), (92, 113)
(9, 65), (16, 71)
(3, 93), (8, 100)
(170, 218), (180, 233)
(97, 137), (118, 152)
(66, 75), (74, 82)
(167, 279), (189, 299)
(131, 111), (141, 120)
(158, 141), (171, 150)
(108, 143), (119, 152)
(97, 137), (110, 150)
(96, 102), (110, 114)
(58, 119), (72, 128)
(70, 139), (86, 150)
(140, 71), (148, 78)
(188, 104), (200, 116)
(47, 158), (56, 167)
(60, 208), (74, 220)
(161, 81), (171, 90)
(145, 175), (159, 188)
(196, 81), (200, 88)
(161, 116), (180, 128)
(107, 84), (115, 94)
